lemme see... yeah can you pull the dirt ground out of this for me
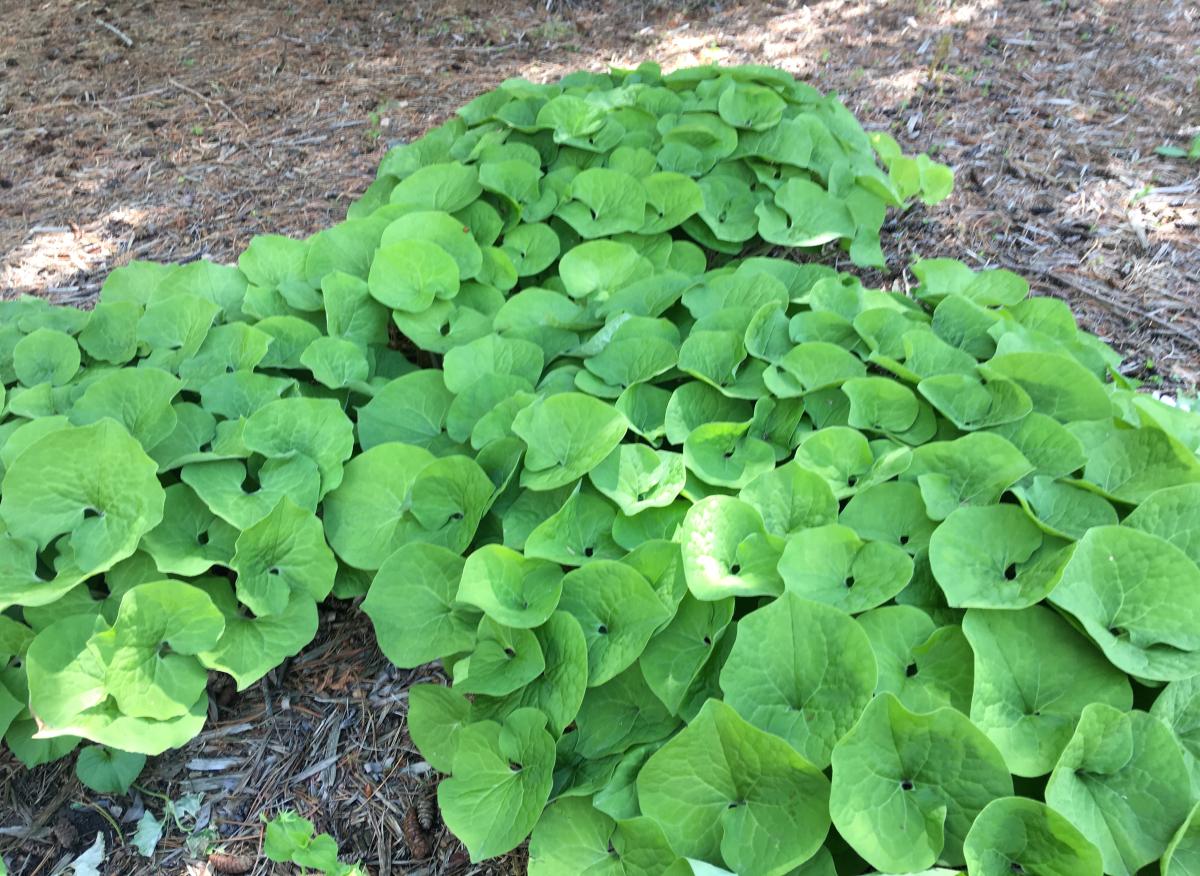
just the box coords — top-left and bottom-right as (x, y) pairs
(0, 0), (1197, 873)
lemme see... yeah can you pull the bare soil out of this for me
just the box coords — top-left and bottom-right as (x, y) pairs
(0, 0), (1197, 874)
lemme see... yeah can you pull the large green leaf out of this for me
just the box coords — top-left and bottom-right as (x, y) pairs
(1012, 476), (1118, 540)
(512, 392), (628, 490)
(757, 178), (855, 247)
(389, 161), (482, 213)
(904, 432), (1033, 520)
(458, 544), (564, 629)
(78, 301), (140, 365)
(69, 367), (182, 450)
(981, 351), (1111, 421)
(407, 683), (472, 773)
(558, 560), (670, 687)
(740, 461), (838, 537)
(856, 605), (973, 714)
(140, 483), (234, 576)
(380, 209), (484, 279)
(962, 606), (1132, 776)
(639, 697), (830, 876)
(529, 798), (679, 876)
(1047, 525), (1200, 681)
(230, 497), (337, 617)
(74, 745), (146, 794)
(838, 481), (936, 554)
(0, 421), (165, 596)
(720, 593), (875, 767)
(324, 443), (491, 566)
(438, 708), (556, 862)
(928, 504), (1072, 608)
(1123, 483), (1200, 565)
(1045, 703), (1192, 876)
(962, 797), (1103, 876)
(989, 411), (1085, 479)
(683, 421), (776, 489)
(1081, 426), (1200, 504)
(98, 580), (224, 720)
(444, 333), (544, 395)
(357, 370), (455, 451)
(25, 613), (209, 755)
(917, 372), (1031, 430)
(361, 543), (477, 669)
(829, 693), (1013, 872)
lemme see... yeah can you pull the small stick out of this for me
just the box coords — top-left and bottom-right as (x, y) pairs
(95, 18), (133, 48)
(168, 78), (252, 133)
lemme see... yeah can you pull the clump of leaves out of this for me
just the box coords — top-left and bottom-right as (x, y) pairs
(2, 60), (1199, 875)
(263, 810), (366, 876)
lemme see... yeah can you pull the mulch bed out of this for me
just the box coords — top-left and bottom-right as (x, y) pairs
(0, 0), (1197, 873)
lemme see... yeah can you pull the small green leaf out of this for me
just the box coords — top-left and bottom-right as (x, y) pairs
(557, 168), (647, 238)
(456, 616), (545, 696)
(74, 745), (146, 793)
(321, 442), (435, 569)
(639, 594), (733, 715)
(195, 578), (318, 691)
(681, 496), (783, 600)
(472, 611), (589, 735)
(181, 456), (320, 531)
(13, 328), (80, 386)
(524, 490), (622, 566)
(368, 238), (460, 312)
(243, 397), (355, 497)
(529, 798), (679, 876)
(408, 683), (472, 773)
